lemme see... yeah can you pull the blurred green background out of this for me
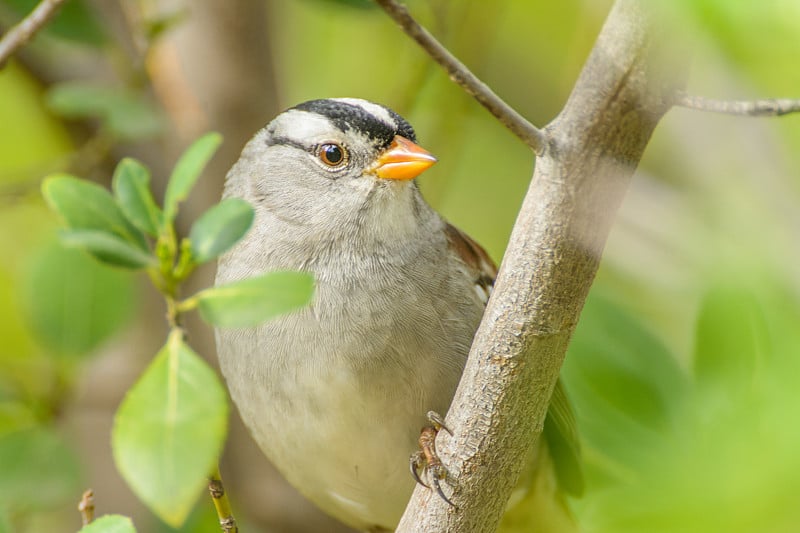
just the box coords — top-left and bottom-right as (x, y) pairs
(1, 0), (799, 531)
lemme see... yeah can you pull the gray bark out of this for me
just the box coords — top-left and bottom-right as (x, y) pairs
(396, 1), (688, 531)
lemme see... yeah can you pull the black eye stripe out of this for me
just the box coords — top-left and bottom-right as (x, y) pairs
(265, 135), (311, 153)
(266, 136), (351, 173)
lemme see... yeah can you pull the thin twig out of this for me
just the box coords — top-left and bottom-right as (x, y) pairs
(675, 92), (800, 117)
(208, 466), (238, 533)
(374, 0), (547, 154)
(78, 489), (95, 526)
(0, 0), (68, 68)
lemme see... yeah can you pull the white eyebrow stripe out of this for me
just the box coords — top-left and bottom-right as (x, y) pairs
(275, 109), (339, 141)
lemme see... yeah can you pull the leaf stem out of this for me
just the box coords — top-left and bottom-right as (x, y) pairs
(173, 238), (196, 281)
(78, 489), (95, 526)
(208, 466), (238, 533)
(175, 295), (199, 314)
(165, 296), (181, 330)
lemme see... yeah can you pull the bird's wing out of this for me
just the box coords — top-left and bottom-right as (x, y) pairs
(445, 221), (584, 497)
(543, 379), (585, 496)
(444, 223), (496, 305)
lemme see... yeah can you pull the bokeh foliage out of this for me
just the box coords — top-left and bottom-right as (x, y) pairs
(0, 0), (799, 531)
(40, 134), (314, 531)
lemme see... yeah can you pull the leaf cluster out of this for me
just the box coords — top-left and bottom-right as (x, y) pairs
(40, 134), (314, 530)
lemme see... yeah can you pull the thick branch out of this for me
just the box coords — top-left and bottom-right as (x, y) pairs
(374, 0), (547, 154)
(396, 1), (687, 531)
(675, 92), (800, 116)
(0, 0), (68, 68)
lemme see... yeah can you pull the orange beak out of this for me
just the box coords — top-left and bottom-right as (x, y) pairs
(370, 135), (437, 180)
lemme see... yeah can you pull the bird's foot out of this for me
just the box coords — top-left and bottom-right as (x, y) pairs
(409, 411), (457, 508)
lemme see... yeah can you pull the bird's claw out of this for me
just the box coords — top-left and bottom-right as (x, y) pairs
(409, 451), (429, 488)
(408, 411), (457, 508)
(426, 410), (453, 436)
(428, 463), (456, 508)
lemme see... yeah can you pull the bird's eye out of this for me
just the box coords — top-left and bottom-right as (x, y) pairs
(318, 143), (348, 167)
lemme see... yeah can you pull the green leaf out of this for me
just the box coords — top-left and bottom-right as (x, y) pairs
(105, 97), (164, 141)
(0, 427), (82, 510)
(42, 174), (148, 250)
(188, 199), (254, 263)
(46, 83), (115, 117)
(162, 133), (222, 225)
(22, 241), (138, 356)
(561, 293), (689, 481)
(112, 332), (228, 527)
(0, 402), (37, 437)
(693, 285), (769, 390)
(46, 83), (162, 140)
(112, 158), (162, 237)
(60, 229), (155, 269)
(544, 379), (584, 496)
(196, 271), (315, 327)
(78, 515), (136, 533)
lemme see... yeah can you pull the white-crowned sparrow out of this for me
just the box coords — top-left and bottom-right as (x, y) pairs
(215, 98), (581, 532)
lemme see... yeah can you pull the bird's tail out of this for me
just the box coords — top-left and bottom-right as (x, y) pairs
(499, 437), (580, 533)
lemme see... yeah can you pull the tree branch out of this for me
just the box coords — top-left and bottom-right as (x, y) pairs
(675, 92), (800, 116)
(395, 1), (687, 531)
(0, 0), (68, 68)
(373, 0), (547, 154)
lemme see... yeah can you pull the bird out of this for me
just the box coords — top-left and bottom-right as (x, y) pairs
(214, 98), (582, 532)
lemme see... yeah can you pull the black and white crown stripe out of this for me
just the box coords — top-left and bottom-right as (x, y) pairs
(292, 98), (417, 149)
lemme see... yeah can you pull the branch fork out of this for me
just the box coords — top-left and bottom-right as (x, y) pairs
(374, 0), (800, 531)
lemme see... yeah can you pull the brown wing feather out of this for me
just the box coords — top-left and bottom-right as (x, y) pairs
(444, 223), (497, 304)
(445, 222), (585, 502)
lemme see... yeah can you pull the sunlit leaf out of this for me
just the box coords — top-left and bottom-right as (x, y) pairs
(112, 332), (228, 527)
(196, 271), (314, 327)
(42, 174), (148, 250)
(22, 241), (138, 357)
(0, 263), (43, 396)
(0, 401), (37, 437)
(162, 133), (222, 226)
(188, 199), (254, 263)
(78, 515), (136, 533)
(112, 159), (162, 237)
(60, 229), (155, 269)
(0, 427), (82, 510)
(0, 66), (73, 183)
